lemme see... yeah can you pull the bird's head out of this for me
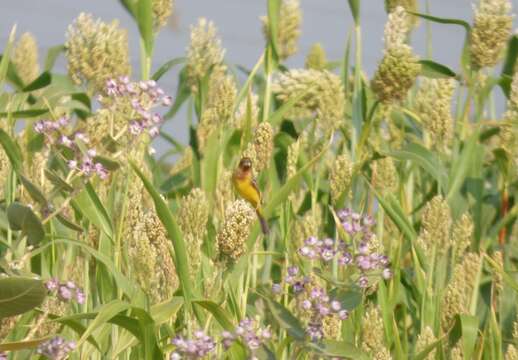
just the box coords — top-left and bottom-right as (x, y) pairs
(238, 157), (253, 172)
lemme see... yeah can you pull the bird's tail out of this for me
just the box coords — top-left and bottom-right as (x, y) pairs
(256, 208), (269, 235)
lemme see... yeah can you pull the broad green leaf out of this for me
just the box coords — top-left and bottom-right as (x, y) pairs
(19, 174), (47, 206)
(151, 57), (185, 81)
(0, 128), (23, 171)
(44, 169), (74, 193)
(419, 60), (457, 79)
(76, 300), (130, 347)
(7, 202), (45, 245)
(460, 314), (478, 360)
(447, 129), (480, 201)
(193, 300), (235, 331)
(56, 214), (83, 232)
(44, 44), (65, 71)
(347, 0), (360, 25)
(307, 340), (368, 360)
(131, 162), (194, 309)
(0, 336), (52, 351)
(137, 0), (154, 56)
(150, 297), (183, 325)
(0, 25), (16, 87)
(22, 71), (51, 92)
(387, 143), (448, 192)
(500, 34), (518, 98)
(0, 109), (48, 119)
(73, 182), (114, 239)
(263, 297), (305, 341)
(164, 66), (191, 119)
(266, 0), (281, 59)
(0, 277), (47, 318)
(414, 338), (442, 360)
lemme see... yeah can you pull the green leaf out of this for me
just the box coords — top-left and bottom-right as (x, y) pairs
(7, 202), (45, 245)
(22, 71), (51, 92)
(459, 314), (478, 360)
(414, 338), (442, 360)
(93, 155), (120, 171)
(0, 109), (48, 119)
(0, 277), (47, 318)
(409, 12), (470, 31)
(44, 44), (65, 71)
(44, 169), (74, 193)
(0, 128), (23, 171)
(19, 174), (47, 206)
(150, 297), (183, 325)
(131, 162), (194, 309)
(136, 0), (154, 56)
(307, 340), (368, 360)
(419, 60), (457, 79)
(347, 0), (360, 25)
(331, 290), (362, 311)
(500, 35), (518, 98)
(164, 67), (191, 119)
(193, 300), (235, 330)
(151, 57), (185, 81)
(76, 300), (131, 348)
(387, 143), (448, 192)
(56, 214), (83, 232)
(268, 87), (313, 126)
(266, 0), (281, 59)
(263, 297), (305, 341)
(0, 336), (52, 351)
(73, 182), (114, 239)
(446, 129), (480, 201)
(0, 25), (16, 87)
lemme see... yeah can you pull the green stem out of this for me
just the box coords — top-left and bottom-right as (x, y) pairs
(140, 37), (152, 80)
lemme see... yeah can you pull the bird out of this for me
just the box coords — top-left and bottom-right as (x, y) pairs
(232, 157), (269, 235)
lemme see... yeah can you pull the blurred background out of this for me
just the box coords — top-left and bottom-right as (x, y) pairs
(1, 0), (518, 151)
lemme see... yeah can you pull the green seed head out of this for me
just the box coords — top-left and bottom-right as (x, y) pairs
(305, 43), (327, 70)
(152, 0), (174, 30)
(12, 32), (40, 85)
(262, 0), (302, 60)
(418, 195), (452, 253)
(66, 13), (131, 93)
(330, 153), (353, 203)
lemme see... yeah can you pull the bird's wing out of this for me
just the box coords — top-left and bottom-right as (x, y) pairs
(252, 178), (261, 201)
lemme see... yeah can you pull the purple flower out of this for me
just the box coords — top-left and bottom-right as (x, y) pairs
(36, 336), (76, 359)
(358, 275), (368, 288)
(330, 300), (341, 312)
(45, 278), (59, 292)
(382, 268), (392, 279)
(287, 266), (299, 277)
(338, 309), (349, 320)
(58, 285), (73, 301)
(162, 95), (173, 106)
(0, 351), (7, 360)
(170, 330), (216, 359)
(301, 299), (312, 310)
(307, 323), (323, 341)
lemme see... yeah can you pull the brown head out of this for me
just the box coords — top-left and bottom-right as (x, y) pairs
(234, 157), (253, 180)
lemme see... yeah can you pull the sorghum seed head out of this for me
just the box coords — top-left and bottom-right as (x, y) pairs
(177, 188), (209, 277)
(470, 0), (513, 69)
(12, 32), (40, 85)
(506, 345), (518, 360)
(197, 107), (220, 153)
(384, 6), (410, 50)
(415, 78), (456, 148)
(273, 69), (345, 131)
(371, 46), (420, 104)
(152, 0), (174, 30)
(441, 252), (482, 329)
(385, 0), (419, 28)
(416, 326), (437, 360)
(217, 200), (256, 261)
(262, 0), (302, 60)
(305, 43), (327, 70)
(207, 73), (237, 121)
(251, 122), (274, 172)
(330, 153), (353, 203)
(418, 195), (452, 253)
(362, 307), (388, 355)
(372, 157), (398, 194)
(186, 18), (226, 93)
(452, 213), (473, 261)
(66, 13), (131, 93)
(287, 139), (301, 180)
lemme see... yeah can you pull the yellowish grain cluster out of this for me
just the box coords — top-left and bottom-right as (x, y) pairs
(330, 153), (353, 202)
(415, 78), (456, 147)
(470, 0), (513, 68)
(186, 18), (226, 93)
(262, 0), (301, 60)
(273, 69), (345, 131)
(152, 0), (174, 30)
(66, 13), (131, 93)
(243, 122), (274, 173)
(372, 157), (398, 194)
(441, 252), (482, 328)
(177, 188), (209, 278)
(385, 0), (419, 27)
(217, 200), (256, 261)
(362, 307), (391, 358)
(305, 43), (327, 70)
(452, 213), (473, 260)
(416, 326), (437, 360)
(418, 195), (452, 253)
(12, 32), (40, 85)
(372, 6), (420, 104)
